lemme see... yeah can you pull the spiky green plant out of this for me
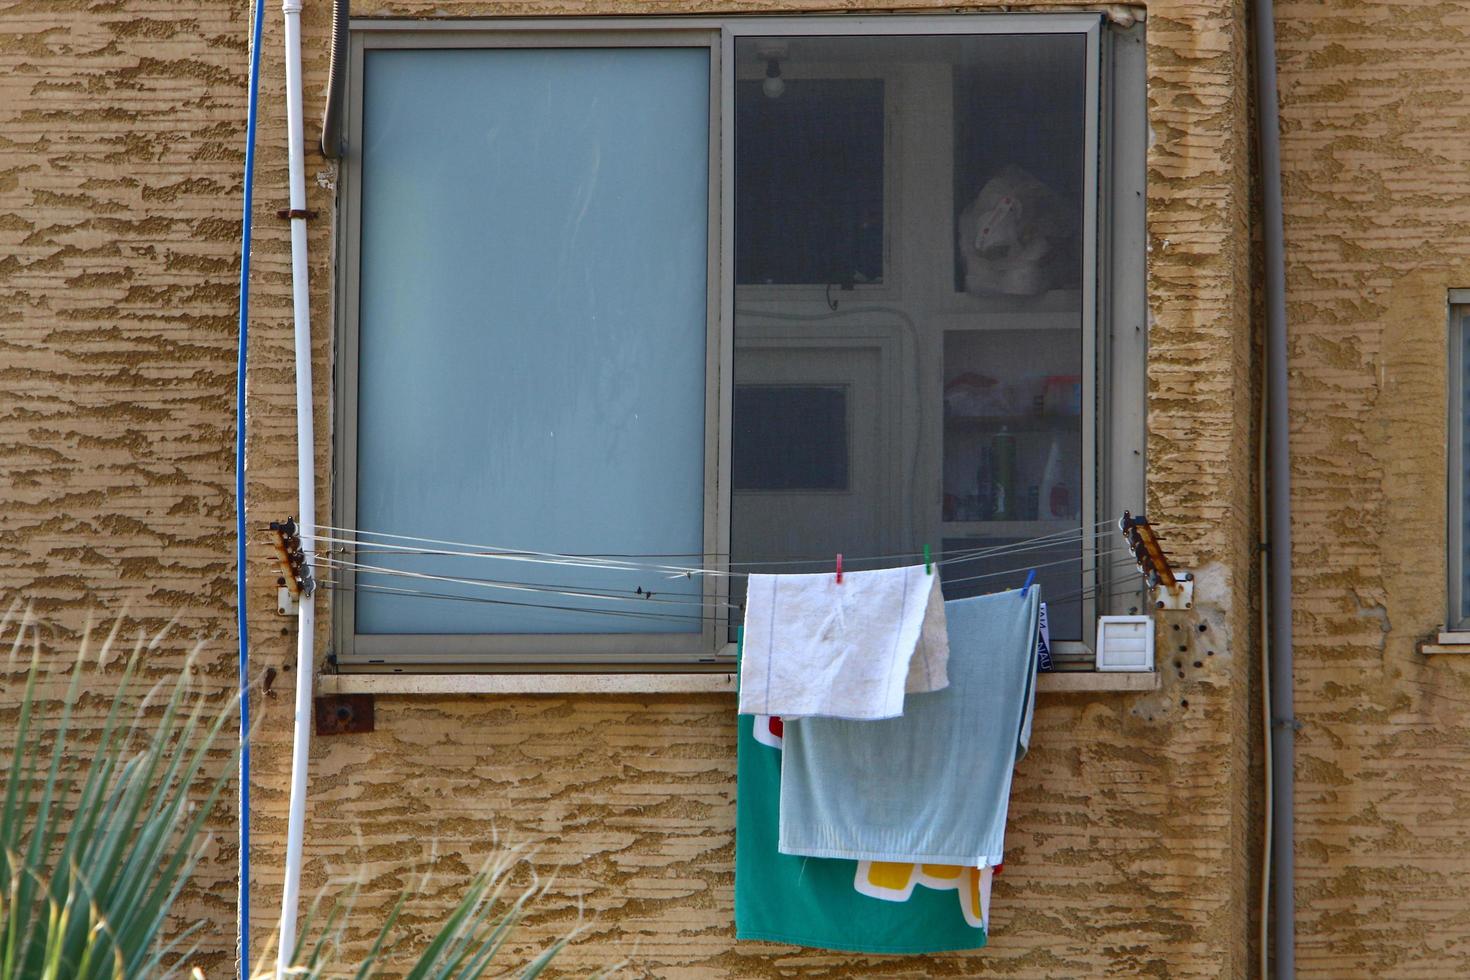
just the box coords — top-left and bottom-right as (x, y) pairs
(0, 601), (603, 979)
(261, 850), (609, 979)
(0, 604), (240, 980)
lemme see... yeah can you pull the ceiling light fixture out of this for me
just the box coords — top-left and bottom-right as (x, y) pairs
(756, 42), (789, 99)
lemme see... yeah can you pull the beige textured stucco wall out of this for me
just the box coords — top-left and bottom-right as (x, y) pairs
(1274, 3), (1470, 977)
(0, 1), (1259, 976)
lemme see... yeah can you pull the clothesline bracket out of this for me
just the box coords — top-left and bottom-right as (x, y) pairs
(268, 517), (315, 606)
(1119, 511), (1194, 611)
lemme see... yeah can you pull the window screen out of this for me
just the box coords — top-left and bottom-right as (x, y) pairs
(732, 385), (850, 491)
(730, 32), (1092, 643)
(735, 79), (885, 286)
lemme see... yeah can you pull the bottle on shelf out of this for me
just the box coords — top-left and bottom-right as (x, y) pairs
(991, 427), (1017, 520)
(1040, 435), (1064, 519)
(974, 445), (994, 521)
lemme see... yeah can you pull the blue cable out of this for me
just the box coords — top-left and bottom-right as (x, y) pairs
(235, 0), (266, 975)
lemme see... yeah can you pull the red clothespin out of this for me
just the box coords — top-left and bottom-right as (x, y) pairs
(835, 553), (843, 585)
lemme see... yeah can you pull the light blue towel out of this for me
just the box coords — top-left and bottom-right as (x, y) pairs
(778, 586), (1040, 867)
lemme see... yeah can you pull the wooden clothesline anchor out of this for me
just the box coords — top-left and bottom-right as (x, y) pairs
(1119, 510), (1194, 610)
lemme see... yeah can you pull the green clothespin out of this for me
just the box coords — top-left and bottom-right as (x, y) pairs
(923, 544), (932, 575)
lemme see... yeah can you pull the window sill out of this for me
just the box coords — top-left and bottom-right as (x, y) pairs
(1422, 631), (1470, 655)
(316, 669), (1158, 696)
(1035, 669), (1158, 693)
(317, 672), (739, 696)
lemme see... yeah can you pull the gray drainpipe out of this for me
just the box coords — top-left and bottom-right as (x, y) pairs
(1252, 0), (1295, 975)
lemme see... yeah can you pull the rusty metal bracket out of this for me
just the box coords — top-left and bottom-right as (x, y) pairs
(1119, 511), (1193, 610)
(1155, 574), (1195, 611)
(276, 207), (319, 220)
(314, 694), (374, 735)
(268, 518), (315, 598)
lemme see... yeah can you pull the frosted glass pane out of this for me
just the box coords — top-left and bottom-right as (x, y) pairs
(355, 47), (710, 635)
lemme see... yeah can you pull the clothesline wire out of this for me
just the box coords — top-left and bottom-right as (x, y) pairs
(302, 516), (1163, 579)
(939, 546), (1136, 588)
(314, 553), (1146, 628)
(315, 546), (1139, 612)
(309, 516), (1120, 561)
(329, 527), (1115, 570)
(316, 555), (741, 611)
(307, 527), (1111, 578)
(315, 576), (1147, 628)
(317, 580), (713, 625)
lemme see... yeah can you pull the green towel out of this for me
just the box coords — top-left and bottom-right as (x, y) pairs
(734, 710), (991, 953)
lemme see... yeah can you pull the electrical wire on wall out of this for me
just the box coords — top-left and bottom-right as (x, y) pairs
(233, 0), (266, 974)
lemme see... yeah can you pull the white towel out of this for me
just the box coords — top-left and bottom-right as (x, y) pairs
(738, 564), (948, 720)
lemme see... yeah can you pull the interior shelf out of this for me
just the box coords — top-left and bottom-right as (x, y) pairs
(942, 519), (1074, 537)
(929, 311), (1079, 334)
(944, 414), (1083, 432)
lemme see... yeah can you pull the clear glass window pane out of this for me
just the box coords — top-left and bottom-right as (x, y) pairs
(354, 47), (711, 635)
(730, 33), (1091, 641)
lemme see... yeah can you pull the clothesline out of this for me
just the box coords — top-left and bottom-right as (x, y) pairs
(315, 549), (1146, 627)
(307, 526), (1111, 578)
(314, 527), (1107, 566)
(301, 516), (1171, 580)
(327, 529), (1113, 571)
(316, 545), (1138, 614)
(316, 576), (1146, 628)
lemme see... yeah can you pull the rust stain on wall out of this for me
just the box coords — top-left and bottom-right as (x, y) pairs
(0, 0), (1259, 976)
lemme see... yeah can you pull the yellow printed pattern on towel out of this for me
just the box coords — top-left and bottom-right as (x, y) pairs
(852, 861), (994, 930)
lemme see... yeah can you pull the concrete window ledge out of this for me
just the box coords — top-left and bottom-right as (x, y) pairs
(1036, 670), (1159, 693)
(316, 670), (1159, 696)
(317, 672), (739, 696)
(1421, 632), (1470, 655)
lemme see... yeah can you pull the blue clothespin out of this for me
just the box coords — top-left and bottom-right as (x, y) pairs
(1020, 568), (1036, 596)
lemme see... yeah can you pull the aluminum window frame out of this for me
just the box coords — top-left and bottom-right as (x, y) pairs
(1448, 291), (1470, 629)
(335, 27), (726, 669)
(333, 12), (1146, 672)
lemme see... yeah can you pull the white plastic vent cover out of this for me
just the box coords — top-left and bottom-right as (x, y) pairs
(1094, 615), (1154, 672)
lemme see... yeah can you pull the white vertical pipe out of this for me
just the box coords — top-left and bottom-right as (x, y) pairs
(276, 0), (316, 975)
